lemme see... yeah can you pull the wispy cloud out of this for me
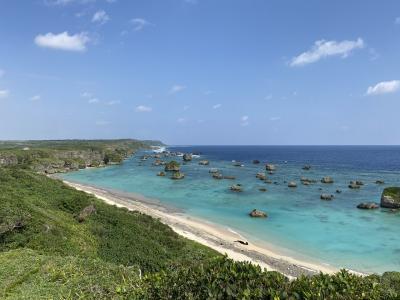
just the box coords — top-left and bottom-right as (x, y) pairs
(184, 0), (197, 4)
(0, 90), (10, 99)
(240, 115), (249, 126)
(34, 32), (90, 52)
(0, 69), (5, 78)
(177, 117), (186, 123)
(30, 95), (41, 101)
(130, 18), (152, 31)
(88, 97), (99, 104)
(290, 38), (364, 67)
(204, 90), (213, 96)
(135, 105), (152, 112)
(106, 100), (120, 105)
(395, 17), (400, 25)
(366, 80), (400, 96)
(92, 10), (110, 25)
(270, 116), (281, 121)
(81, 91), (92, 98)
(169, 85), (186, 94)
(44, 0), (95, 6)
(212, 103), (221, 109)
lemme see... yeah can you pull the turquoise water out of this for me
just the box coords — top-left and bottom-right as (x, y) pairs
(61, 146), (400, 274)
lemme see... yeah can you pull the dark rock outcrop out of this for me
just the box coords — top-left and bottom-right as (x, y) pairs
(76, 204), (96, 222)
(288, 181), (297, 188)
(320, 194), (334, 200)
(198, 160), (209, 166)
(265, 164), (276, 172)
(249, 209), (267, 218)
(256, 172), (267, 180)
(321, 176), (334, 184)
(212, 173), (223, 180)
(171, 172), (185, 180)
(357, 202), (379, 210)
(230, 184), (243, 192)
(183, 153), (192, 162)
(252, 160), (260, 164)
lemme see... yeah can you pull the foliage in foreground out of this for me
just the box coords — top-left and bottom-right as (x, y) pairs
(138, 256), (400, 300)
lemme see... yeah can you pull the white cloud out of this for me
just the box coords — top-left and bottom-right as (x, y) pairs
(106, 0), (117, 3)
(45, 0), (95, 5)
(0, 90), (9, 99)
(183, 105), (190, 111)
(240, 115), (249, 126)
(30, 95), (41, 101)
(184, 0), (197, 4)
(270, 116), (281, 121)
(169, 85), (186, 94)
(395, 17), (400, 25)
(265, 94), (272, 100)
(0, 69), (5, 78)
(106, 100), (120, 105)
(81, 91), (92, 98)
(92, 10), (110, 25)
(135, 105), (152, 112)
(366, 80), (400, 96)
(88, 97), (99, 103)
(34, 32), (90, 52)
(290, 38), (364, 67)
(212, 103), (221, 109)
(130, 18), (152, 31)
(204, 90), (213, 95)
(177, 117), (186, 123)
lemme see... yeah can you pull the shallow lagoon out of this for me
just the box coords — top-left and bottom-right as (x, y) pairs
(62, 146), (400, 273)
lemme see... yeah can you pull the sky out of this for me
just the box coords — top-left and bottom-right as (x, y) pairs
(0, 0), (400, 145)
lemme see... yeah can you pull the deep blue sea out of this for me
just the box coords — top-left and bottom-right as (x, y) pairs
(61, 146), (400, 274)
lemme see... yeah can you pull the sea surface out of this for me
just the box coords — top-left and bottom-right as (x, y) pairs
(61, 146), (400, 274)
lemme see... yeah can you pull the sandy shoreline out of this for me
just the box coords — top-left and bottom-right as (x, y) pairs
(54, 177), (345, 278)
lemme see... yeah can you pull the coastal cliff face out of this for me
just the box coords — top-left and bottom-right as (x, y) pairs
(0, 139), (159, 174)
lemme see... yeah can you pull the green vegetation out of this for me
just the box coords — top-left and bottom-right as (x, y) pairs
(0, 167), (217, 298)
(383, 187), (400, 198)
(0, 139), (161, 174)
(139, 257), (400, 300)
(0, 140), (399, 299)
(164, 160), (180, 172)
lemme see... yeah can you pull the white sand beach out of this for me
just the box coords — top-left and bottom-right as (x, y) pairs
(61, 179), (342, 278)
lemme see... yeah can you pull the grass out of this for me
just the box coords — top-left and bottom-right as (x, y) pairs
(0, 166), (218, 298)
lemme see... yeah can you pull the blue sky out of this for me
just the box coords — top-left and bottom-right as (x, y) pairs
(0, 0), (399, 145)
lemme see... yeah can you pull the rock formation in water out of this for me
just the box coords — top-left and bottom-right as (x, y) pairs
(165, 161), (180, 172)
(381, 187), (400, 209)
(357, 202), (379, 209)
(321, 176), (334, 184)
(249, 209), (267, 218)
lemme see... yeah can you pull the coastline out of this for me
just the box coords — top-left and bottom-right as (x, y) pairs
(56, 177), (343, 278)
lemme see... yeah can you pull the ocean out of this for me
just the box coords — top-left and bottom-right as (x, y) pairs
(61, 145), (400, 274)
